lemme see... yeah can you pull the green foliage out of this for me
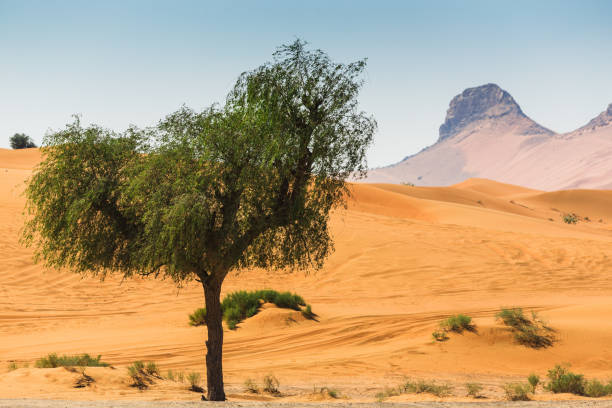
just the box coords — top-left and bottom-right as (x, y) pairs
(527, 373), (540, 392)
(166, 370), (175, 381)
(496, 308), (555, 348)
(563, 213), (578, 224)
(7, 362), (18, 372)
(316, 386), (339, 398)
(584, 379), (612, 397)
(10, 133), (36, 149)
(302, 304), (315, 319)
(432, 330), (449, 342)
(35, 353), (109, 368)
(23, 39), (375, 401)
(177, 371), (185, 382)
(244, 378), (258, 393)
(440, 314), (475, 333)
(189, 289), (310, 329)
(145, 361), (160, 377)
(127, 361), (148, 389)
(187, 372), (203, 392)
(263, 374), (280, 395)
(402, 379), (452, 397)
(465, 382), (483, 398)
(189, 308), (207, 326)
(503, 383), (531, 401)
(545, 364), (585, 395)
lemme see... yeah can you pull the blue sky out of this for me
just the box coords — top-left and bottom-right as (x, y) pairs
(1, 0), (611, 167)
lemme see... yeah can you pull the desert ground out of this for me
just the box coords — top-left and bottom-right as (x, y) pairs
(2, 147), (612, 403)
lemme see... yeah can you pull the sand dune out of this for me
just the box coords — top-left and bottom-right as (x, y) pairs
(2, 149), (612, 401)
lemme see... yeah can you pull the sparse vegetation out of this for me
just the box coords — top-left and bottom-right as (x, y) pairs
(187, 372), (203, 393)
(7, 362), (18, 372)
(440, 314), (475, 333)
(496, 308), (555, 348)
(166, 370), (175, 381)
(584, 379), (612, 397)
(432, 330), (449, 342)
(127, 361), (149, 389)
(401, 182), (415, 187)
(315, 386), (339, 399)
(402, 379), (453, 397)
(73, 367), (95, 388)
(465, 382), (483, 398)
(302, 304), (315, 319)
(375, 387), (400, 402)
(189, 289), (311, 330)
(504, 382), (531, 401)
(35, 353), (109, 368)
(145, 361), (160, 377)
(527, 373), (540, 392)
(545, 364), (585, 395)
(263, 374), (280, 395)
(244, 378), (259, 393)
(563, 213), (578, 224)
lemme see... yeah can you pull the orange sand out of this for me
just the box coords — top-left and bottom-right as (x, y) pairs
(2, 148), (612, 401)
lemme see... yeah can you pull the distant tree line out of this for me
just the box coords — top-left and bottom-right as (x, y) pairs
(10, 133), (37, 149)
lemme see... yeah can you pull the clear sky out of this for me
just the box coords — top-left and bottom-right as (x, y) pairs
(1, 0), (611, 167)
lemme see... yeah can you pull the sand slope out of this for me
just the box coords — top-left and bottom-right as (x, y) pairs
(2, 149), (612, 401)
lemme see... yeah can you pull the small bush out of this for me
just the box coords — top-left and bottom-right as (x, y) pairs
(496, 308), (555, 348)
(73, 368), (95, 388)
(166, 370), (175, 381)
(527, 373), (540, 392)
(187, 372), (203, 392)
(35, 353), (109, 368)
(302, 304), (315, 319)
(127, 361), (148, 389)
(545, 364), (585, 395)
(432, 330), (449, 342)
(465, 382), (483, 398)
(145, 362), (160, 377)
(189, 289), (311, 330)
(563, 213), (578, 224)
(402, 379), (452, 397)
(7, 362), (18, 372)
(177, 371), (185, 382)
(504, 383), (531, 401)
(244, 378), (258, 393)
(584, 379), (612, 398)
(440, 314), (475, 333)
(189, 308), (207, 326)
(263, 374), (280, 395)
(10, 133), (36, 149)
(315, 386), (339, 399)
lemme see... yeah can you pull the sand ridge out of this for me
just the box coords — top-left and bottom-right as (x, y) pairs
(2, 149), (612, 401)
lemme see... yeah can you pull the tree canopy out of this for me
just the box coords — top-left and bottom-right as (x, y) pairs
(10, 133), (37, 149)
(23, 39), (376, 400)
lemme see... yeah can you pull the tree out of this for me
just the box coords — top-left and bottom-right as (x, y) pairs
(10, 133), (37, 149)
(22, 40), (376, 401)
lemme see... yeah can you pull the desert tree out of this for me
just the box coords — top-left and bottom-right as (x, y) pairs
(22, 39), (375, 400)
(10, 133), (37, 149)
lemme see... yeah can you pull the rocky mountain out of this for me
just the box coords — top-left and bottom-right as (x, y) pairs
(364, 84), (612, 190)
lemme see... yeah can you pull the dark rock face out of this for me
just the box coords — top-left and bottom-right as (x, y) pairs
(580, 103), (612, 130)
(438, 84), (524, 141)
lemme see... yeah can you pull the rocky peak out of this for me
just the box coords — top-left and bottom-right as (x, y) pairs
(579, 103), (612, 131)
(438, 83), (525, 141)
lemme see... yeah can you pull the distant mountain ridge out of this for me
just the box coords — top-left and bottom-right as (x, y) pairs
(364, 84), (612, 190)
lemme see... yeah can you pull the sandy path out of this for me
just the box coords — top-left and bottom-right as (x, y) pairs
(2, 400), (612, 408)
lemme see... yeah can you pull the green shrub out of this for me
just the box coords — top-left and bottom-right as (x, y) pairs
(563, 213), (578, 224)
(7, 362), (17, 372)
(244, 378), (258, 393)
(432, 330), (449, 342)
(73, 368), (94, 388)
(263, 374), (280, 395)
(504, 383), (531, 401)
(496, 308), (555, 348)
(302, 304), (315, 319)
(189, 289), (311, 330)
(187, 371), (203, 392)
(189, 308), (207, 326)
(584, 379), (612, 397)
(35, 353), (109, 368)
(545, 364), (585, 395)
(465, 382), (483, 398)
(402, 379), (452, 397)
(527, 373), (540, 392)
(440, 314), (475, 333)
(145, 362), (160, 377)
(127, 361), (148, 389)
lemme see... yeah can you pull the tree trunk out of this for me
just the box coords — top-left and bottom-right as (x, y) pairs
(203, 279), (226, 401)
